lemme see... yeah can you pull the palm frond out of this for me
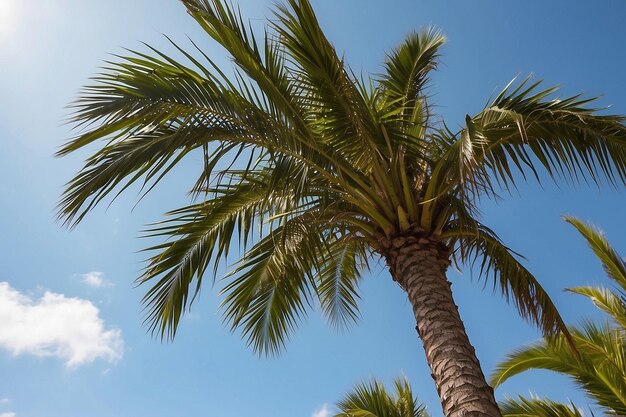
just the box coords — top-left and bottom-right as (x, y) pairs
(565, 216), (626, 334)
(500, 396), (585, 417)
(138, 179), (290, 339)
(380, 27), (445, 125)
(564, 217), (626, 289)
(476, 77), (626, 189)
(220, 212), (327, 355)
(491, 321), (626, 415)
(316, 239), (366, 330)
(57, 45), (273, 225)
(442, 217), (570, 342)
(429, 77), (626, 209)
(60, 42), (236, 155)
(335, 378), (429, 417)
(272, 0), (385, 168)
(181, 0), (313, 138)
(567, 285), (626, 330)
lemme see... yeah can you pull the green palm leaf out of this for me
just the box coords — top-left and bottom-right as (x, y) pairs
(567, 286), (626, 331)
(475, 78), (626, 189)
(381, 28), (445, 106)
(442, 212), (569, 341)
(499, 396), (585, 417)
(564, 217), (626, 291)
(492, 218), (626, 416)
(221, 213), (325, 355)
(139, 182), (280, 339)
(492, 322), (626, 415)
(316, 239), (366, 330)
(335, 378), (429, 417)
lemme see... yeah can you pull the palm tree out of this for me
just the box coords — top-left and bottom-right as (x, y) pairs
(334, 378), (430, 417)
(58, 1), (626, 416)
(491, 217), (626, 416)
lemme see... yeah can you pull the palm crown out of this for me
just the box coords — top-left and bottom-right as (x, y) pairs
(58, 0), (626, 415)
(60, 0), (625, 349)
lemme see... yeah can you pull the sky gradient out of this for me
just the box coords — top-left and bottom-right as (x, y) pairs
(1, 1), (625, 417)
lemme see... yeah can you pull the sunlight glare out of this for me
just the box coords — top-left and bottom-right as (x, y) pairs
(0, 0), (20, 43)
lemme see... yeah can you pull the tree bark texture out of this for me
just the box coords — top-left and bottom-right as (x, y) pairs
(384, 235), (502, 417)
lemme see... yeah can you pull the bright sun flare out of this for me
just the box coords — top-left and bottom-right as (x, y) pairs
(0, 0), (19, 42)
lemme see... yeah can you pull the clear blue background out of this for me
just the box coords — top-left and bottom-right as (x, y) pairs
(0, 1), (625, 416)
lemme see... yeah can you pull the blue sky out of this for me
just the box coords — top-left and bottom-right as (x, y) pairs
(0, 1), (625, 417)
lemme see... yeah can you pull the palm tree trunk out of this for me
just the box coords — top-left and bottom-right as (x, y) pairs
(384, 235), (502, 417)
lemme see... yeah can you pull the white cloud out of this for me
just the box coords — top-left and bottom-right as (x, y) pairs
(76, 272), (111, 288)
(312, 404), (331, 417)
(0, 282), (123, 367)
(0, 399), (8, 404)
(0, 412), (16, 417)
